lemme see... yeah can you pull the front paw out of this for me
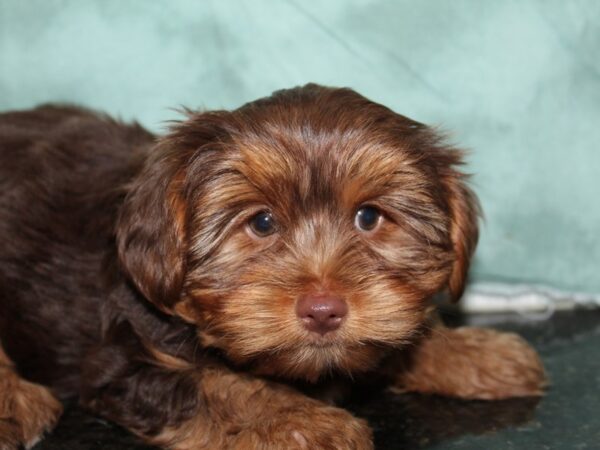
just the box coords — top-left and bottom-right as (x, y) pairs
(398, 327), (547, 400)
(0, 378), (62, 450)
(231, 404), (373, 450)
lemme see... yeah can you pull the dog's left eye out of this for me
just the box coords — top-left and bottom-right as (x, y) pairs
(248, 211), (277, 237)
(355, 206), (382, 232)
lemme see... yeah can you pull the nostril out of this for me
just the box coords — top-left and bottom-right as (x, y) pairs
(296, 293), (348, 335)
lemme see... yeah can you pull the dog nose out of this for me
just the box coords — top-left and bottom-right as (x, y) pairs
(296, 293), (348, 335)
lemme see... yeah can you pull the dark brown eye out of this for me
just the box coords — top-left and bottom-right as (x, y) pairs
(248, 211), (277, 237)
(355, 206), (381, 232)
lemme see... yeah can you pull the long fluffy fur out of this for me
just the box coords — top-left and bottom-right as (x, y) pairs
(0, 85), (545, 449)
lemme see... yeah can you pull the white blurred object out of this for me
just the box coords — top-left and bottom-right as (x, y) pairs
(460, 282), (600, 317)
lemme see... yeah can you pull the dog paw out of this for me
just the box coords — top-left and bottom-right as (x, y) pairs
(230, 404), (373, 450)
(0, 421), (22, 450)
(0, 378), (62, 450)
(397, 327), (548, 400)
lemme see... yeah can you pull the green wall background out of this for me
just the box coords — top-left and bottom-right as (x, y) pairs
(1, 0), (599, 293)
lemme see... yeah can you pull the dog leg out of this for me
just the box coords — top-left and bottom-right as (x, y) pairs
(391, 326), (547, 400)
(86, 360), (373, 450)
(81, 321), (373, 450)
(152, 368), (373, 450)
(0, 344), (63, 450)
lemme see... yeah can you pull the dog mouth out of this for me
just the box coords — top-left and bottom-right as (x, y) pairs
(306, 340), (337, 349)
(196, 313), (394, 381)
(264, 339), (388, 381)
(199, 325), (390, 382)
(303, 330), (344, 348)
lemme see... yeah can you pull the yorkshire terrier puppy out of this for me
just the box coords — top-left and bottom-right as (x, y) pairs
(0, 84), (546, 449)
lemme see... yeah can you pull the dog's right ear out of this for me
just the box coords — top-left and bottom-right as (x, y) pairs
(116, 112), (230, 312)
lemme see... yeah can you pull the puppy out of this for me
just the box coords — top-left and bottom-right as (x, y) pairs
(0, 84), (546, 449)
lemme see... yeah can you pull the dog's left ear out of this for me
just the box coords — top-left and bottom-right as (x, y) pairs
(116, 143), (191, 313)
(440, 164), (480, 302)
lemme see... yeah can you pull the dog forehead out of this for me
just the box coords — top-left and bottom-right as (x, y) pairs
(230, 129), (418, 210)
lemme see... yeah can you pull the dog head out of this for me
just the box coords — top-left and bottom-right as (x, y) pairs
(117, 84), (479, 381)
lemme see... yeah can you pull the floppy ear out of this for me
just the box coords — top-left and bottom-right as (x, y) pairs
(442, 170), (480, 302)
(116, 111), (234, 313)
(116, 143), (191, 312)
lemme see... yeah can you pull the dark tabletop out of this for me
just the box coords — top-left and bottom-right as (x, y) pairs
(34, 308), (600, 450)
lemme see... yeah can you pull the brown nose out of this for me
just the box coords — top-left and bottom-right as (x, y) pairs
(296, 293), (348, 335)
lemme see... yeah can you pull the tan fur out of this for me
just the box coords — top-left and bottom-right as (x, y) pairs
(0, 86), (546, 449)
(0, 345), (63, 450)
(440, 171), (480, 301)
(148, 347), (195, 372)
(181, 128), (461, 380)
(392, 325), (547, 400)
(151, 368), (373, 450)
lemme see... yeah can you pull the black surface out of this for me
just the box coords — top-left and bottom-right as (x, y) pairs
(33, 308), (600, 449)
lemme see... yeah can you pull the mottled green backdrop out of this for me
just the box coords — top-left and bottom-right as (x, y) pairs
(1, 0), (598, 293)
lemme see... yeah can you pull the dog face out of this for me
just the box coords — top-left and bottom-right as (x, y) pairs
(117, 84), (479, 381)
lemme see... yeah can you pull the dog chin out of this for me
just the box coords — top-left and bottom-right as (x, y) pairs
(199, 324), (399, 382)
(243, 341), (389, 382)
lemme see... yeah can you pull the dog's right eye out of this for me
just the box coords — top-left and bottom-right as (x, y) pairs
(248, 211), (277, 237)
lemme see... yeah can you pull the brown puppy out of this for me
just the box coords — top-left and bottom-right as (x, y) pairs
(0, 84), (546, 449)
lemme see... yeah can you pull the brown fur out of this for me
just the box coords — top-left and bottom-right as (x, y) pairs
(0, 345), (62, 449)
(0, 85), (546, 449)
(390, 325), (547, 400)
(151, 369), (372, 450)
